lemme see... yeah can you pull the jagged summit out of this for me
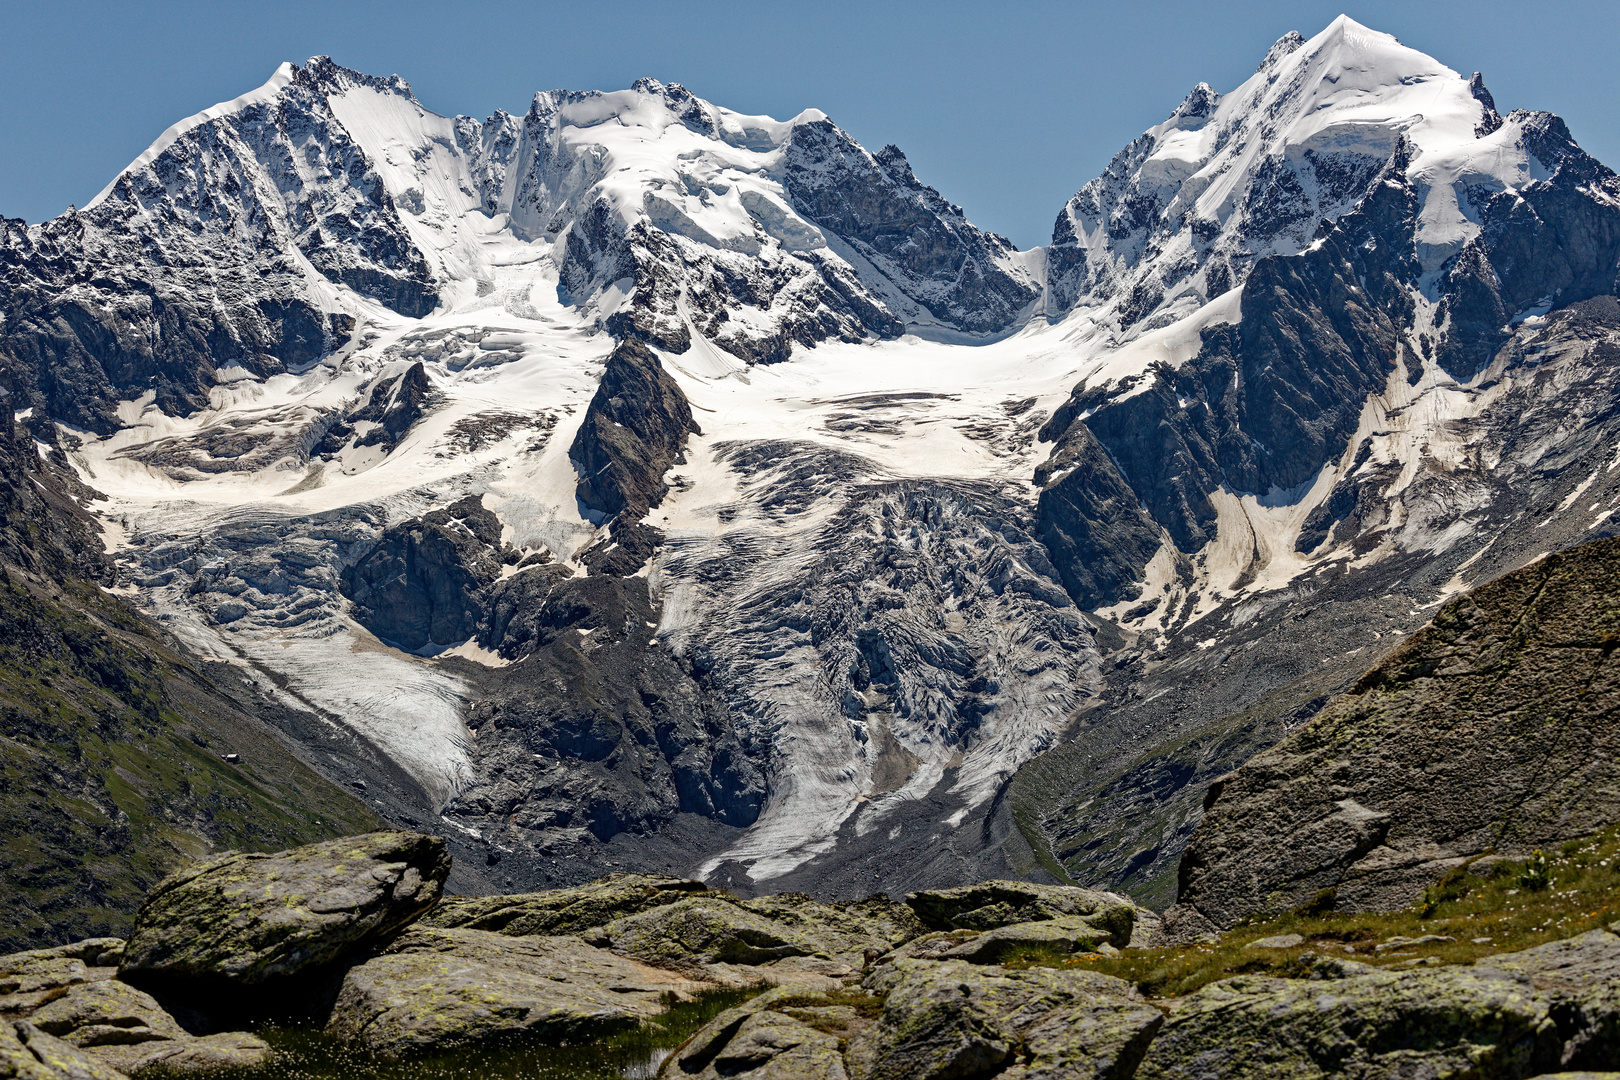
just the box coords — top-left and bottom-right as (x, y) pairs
(69, 54), (1034, 386)
(1043, 12), (1590, 332)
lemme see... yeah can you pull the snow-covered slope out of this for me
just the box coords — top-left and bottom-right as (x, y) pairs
(1046, 16), (1571, 331)
(6, 19), (1619, 897)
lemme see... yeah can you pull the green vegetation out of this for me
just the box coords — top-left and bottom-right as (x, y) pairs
(0, 571), (381, 950)
(150, 989), (759, 1080)
(1006, 824), (1620, 998)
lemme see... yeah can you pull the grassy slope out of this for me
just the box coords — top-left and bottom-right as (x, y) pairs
(0, 568), (383, 950)
(1007, 825), (1620, 999)
(0, 398), (381, 950)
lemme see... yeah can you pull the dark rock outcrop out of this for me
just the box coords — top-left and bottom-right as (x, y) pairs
(570, 337), (699, 522)
(451, 569), (767, 862)
(1166, 536), (1620, 937)
(333, 362), (434, 453)
(341, 495), (504, 651)
(1035, 155), (1420, 604)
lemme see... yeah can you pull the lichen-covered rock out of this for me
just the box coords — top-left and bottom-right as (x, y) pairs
(905, 881), (1143, 945)
(326, 925), (700, 1058)
(1136, 961), (1562, 1079)
(29, 980), (184, 1048)
(98, 1032), (269, 1077)
(848, 959), (1161, 1080)
(0, 943), (123, 1011)
(120, 832), (447, 989)
(739, 895), (925, 966)
(423, 873), (709, 937)
(1480, 930), (1620, 1070)
(2, 1021), (128, 1080)
(672, 1009), (848, 1080)
(938, 915), (1118, 964)
(661, 985), (875, 1080)
(588, 897), (826, 971)
(874, 931), (983, 965)
(18, 971), (268, 1076)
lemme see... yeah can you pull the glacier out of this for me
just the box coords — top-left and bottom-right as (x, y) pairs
(5, 15), (1618, 896)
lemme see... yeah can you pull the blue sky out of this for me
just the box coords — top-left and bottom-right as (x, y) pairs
(2, 0), (1615, 248)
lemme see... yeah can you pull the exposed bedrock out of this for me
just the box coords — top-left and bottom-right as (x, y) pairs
(1164, 535), (1620, 939)
(1035, 156), (1419, 603)
(1016, 293), (1620, 907)
(450, 567), (768, 867)
(570, 336), (700, 523)
(1033, 124), (1620, 609)
(341, 494), (505, 651)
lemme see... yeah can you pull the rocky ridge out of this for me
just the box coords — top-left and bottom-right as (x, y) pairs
(8, 831), (1620, 1079)
(1163, 534), (1620, 939)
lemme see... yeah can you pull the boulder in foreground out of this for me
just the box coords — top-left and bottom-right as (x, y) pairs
(119, 832), (448, 989)
(849, 958), (1162, 1080)
(906, 880), (1146, 944)
(327, 925), (702, 1058)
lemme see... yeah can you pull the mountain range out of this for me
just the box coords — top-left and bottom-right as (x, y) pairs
(2, 15), (1617, 941)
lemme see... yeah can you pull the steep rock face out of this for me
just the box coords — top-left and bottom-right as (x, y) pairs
(451, 569), (768, 861)
(1017, 293), (1620, 907)
(780, 125), (1038, 332)
(1034, 161), (1418, 599)
(1164, 536), (1620, 938)
(1032, 76), (1620, 616)
(570, 339), (699, 522)
(342, 495), (505, 651)
(0, 59), (439, 433)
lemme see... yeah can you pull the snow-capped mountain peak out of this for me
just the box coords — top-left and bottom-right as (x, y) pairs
(1044, 13), (1575, 331)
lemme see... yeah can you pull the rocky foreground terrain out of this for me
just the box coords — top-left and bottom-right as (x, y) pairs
(4, 829), (1620, 1079)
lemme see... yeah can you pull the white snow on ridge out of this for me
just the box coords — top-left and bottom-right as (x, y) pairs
(1053, 15), (1554, 332)
(87, 62), (297, 211)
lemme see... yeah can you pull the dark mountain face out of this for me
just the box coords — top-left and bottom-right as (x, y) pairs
(1162, 534), (1620, 938)
(2, 20), (1618, 911)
